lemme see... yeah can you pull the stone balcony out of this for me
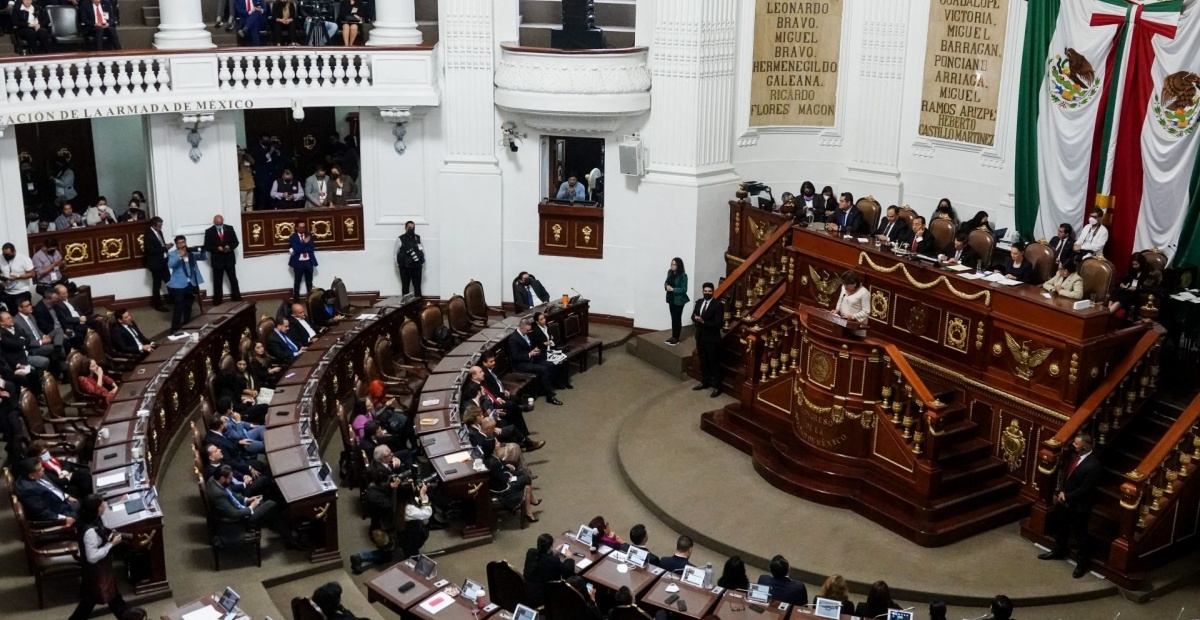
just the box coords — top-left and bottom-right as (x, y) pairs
(493, 43), (651, 134)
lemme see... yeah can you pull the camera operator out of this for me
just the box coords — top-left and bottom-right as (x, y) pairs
(300, 0), (338, 45)
(349, 468), (431, 574)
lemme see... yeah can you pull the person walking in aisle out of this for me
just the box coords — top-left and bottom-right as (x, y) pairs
(167, 236), (205, 333)
(68, 494), (147, 620)
(664, 257), (689, 346)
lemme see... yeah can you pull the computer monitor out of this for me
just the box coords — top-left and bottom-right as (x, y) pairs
(575, 525), (594, 546)
(813, 597), (842, 618)
(512, 604), (538, 620)
(218, 587), (240, 613)
(747, 583), (771, 604)
(415, 554), (437, 578)
(887, 609), (915, 620)
(460, 578), (484, 602)
(625, 546), (648, 569)
(681, 566), (705, 588)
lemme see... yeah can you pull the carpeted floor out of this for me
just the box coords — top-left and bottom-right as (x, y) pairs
(2, 323), (1197, 620)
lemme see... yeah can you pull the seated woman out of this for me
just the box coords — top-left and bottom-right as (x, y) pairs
(930, 197), (958, 227)
(524, 533), (570, 608)
(485, 453), (539, 522)
(248, 341), (283, 388)
(349, 399), (373, 444)
(999, 242), (1033, 283)
(818, 575), (856, 617)
(1042, 260), (1084, 300)
(339, 0), (365, 45)
(961, 210), (994, 235)
(718, 555), (750, 590)
(1109, 252), (1161, 317)
(214, 358), (268, 424)
(77, 357), (118, 404)
(465, 406), (528, 471)
(587, 516), (625, 549)
(366, 379), (414, 450)
(854, 581), (898, 619)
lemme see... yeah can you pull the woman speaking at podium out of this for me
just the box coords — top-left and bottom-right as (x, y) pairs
(834, 271), (869, 323)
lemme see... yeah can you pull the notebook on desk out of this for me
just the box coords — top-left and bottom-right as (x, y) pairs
(256, 388), (275, 405)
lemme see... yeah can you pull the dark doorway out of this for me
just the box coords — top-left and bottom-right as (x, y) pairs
(243, 107), (338, 180)
(16, 119), (98, 217)
(547, 136), (605, 204)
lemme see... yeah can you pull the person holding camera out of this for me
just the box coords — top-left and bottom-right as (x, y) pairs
(166, 235), (205, 333)
(395, 221), (424, 298)
(349, 468), (431, 574)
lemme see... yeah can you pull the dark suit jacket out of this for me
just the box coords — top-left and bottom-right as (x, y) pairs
(1062, 452), (1101, 512)
(235, 0), (266, 18)
(203, 225), (239, 267)
(15, 5), (51, 31)
(0, 328), (33, 367)
(512, 276), (549, 313)
(16, 476), (76, 522)
(756, 575), (808, 607)
(1048, 236), (1077, 266)
(877, 219), (910, 244)
(507, 332), (542, 367)
(204, 429), (249, 461)
(79, 1), (116, 28)
(264, 329), (298, 365)
(528, 324), (553, 350)
(1000, 258), (1033, 284)
(656, 554), (693, 573)
(271, 1), (304, 20)
(33, 300), (58, 335)
(482, 368), (507, 398)
(904, 233), (939, 257)
(691, 297), (724, 340)
(287, 316), (318, 348)
(944, 244), (980, 268)
(855, 600), (897, 619)
(143, 227), (169, 271)
(523, 549), (569, 608)
(831, 206), (863, 233)
(110, 321), (150, 356)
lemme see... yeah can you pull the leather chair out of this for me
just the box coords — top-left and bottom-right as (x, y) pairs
(46, 5), (83, 47)
(331, 277), (355, 315)
(362, 354), (415, 410)
(1142, 248), (1168, 275)
(420, 303), (456, 349)
(19, 389), (90, 454)
(561, 315), (603, 370)
(98, 315), (141, 371)
(43, 371), (101, 426)
(486, 560), (527, 612)
(197, 468), (262, 571)
(967, 229), (996, 269)
(335, 402), (363, 489)
(374, 336), (428, 386)
(367, 341), (422, 396)
(11, 495), (81, 608)
(897, 205), (917, 228)
(291, 597), (326, 620)
(65, 352), (108, 415)
(446, 295), (480, 338)
(257, 318), (276, 345)
(856, 197), (881, 235)
(928, 215), (956, 253)
(1080, 255), (1115, 303)
(544, 580), (589, 620)
(609, 606), (654, 620)
(464, 280), (503, 326)
(1024, 241), (1056, 285)
(306, 288), (326, 325)
(239, 337), (253, 362)
(400, 318), (443, 369)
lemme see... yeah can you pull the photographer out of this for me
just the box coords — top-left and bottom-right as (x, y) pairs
(349, 469), (431, 574)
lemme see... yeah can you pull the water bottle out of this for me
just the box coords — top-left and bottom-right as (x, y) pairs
(703, 562), (713, 589)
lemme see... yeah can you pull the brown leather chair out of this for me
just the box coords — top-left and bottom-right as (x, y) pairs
(1080, 255), (1115, 303)
(69, 285), (93, 316)
(197, 470), (262, 571)
(420, 303), (455, 349)
(43, 372), (102, 428)
(98, 314), (141, 371)
(306, 287), (326, 325)
(1141, 248), (1168, 275)
(239, 337), (253, 361)
(11, 495), (81, 608)
(331, 277), (354, 315)
(372, 337), (426, 391)
(464, 279), (503, 325)
(361, 354), (415, 410)
(20, 389), (90, 453)
(445, 295), (479, 338)
(967, 229), (996, 269)
(928, 216), (957, 253)
(401, 318), (443, 368)
(486, 560), (527, 612)
(1024, 241), (1056, 285)
(257, 318), (276, 345)
(65, 352), (107, 414)
(897, 205), (917, 228)
(856, 196), (881, 235)
(561, 314), (603, 370)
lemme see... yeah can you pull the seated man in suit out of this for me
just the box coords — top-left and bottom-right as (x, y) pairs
(110, 308), (156, 357)
(16, 457), (80, 525)
(50, 284), (104, 350)
(80, 0), (121, 50)
(874, 205), (910, 248)
(14, 0), (53, 54)
(207, 464), (288, 546)
(627, 524), (661, 567)
(33, 291), (74, 352)
(507, 318), (562, 406)
(511, 272), (549, 313)
(205, 444), (275, 498)
(824, 192), (862, 234)
(287, 303), (321, 348)
(480, 351), (533, 412)
(470, 362), (538, 441)
(359, 420), (410, 464)
(215, 399), (266, 454)
(3, 305), (57, 373)
(27, 439), (92, 498)
(368, 443), (415, 479)
(265, 317), (305, 365)
(1048, 223), (1077, 266)
(463, 379), (542, 452)
(939, 233), (980, 269)
(905, 216), (939, 257)
(657, 535), (695, 573)
(756, 555), (808, 607)
(205, 415), (258, 461)
(235, 0), (268, 46)
(14, 298), (65, 363)
(0, 331), (43, 396)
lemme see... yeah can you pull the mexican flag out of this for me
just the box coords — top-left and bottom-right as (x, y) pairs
(1015, 0), (1200, 268)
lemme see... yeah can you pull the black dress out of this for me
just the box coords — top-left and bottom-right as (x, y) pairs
(1000, 257), (1033, 284)
(486, 456), (528, 511)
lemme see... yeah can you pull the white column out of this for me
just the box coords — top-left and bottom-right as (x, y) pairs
(153, 0), (215, 50)
(367, 0), (423, 46)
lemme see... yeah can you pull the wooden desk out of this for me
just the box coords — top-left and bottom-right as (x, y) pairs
(584, 554), (664, 598)
(93, 463), (147, 498)
(420, 429), (467, 459)
(417, 389), (456, 413)
(430, 449), (490, 539)
(103, 400), (144, 423)
(110, 379), (152, 403)
(160, 595), (222, 620)
(711, 590), (792, 620)
(468, 328), (512, 343)
(100, 488), (165, 598)
(27, 219), (148, 278)
(276, 363), (319, 388)
(639, 574), (720, 619)
(275, 466), (339, 562)
(264, 424), (303, 452)
(552, 533), (610, 573)
(432, 355), (477, 374)
(240, 205), (364, 258)
(95, 419), (138, 448)
(267, 445), (319, 476)
(416, 409), (455, 436)
(366, 561), (440, 616)
(538, 201), (604, 259)
(265, 385), (305, 408)
(409, 588), (498, 620)
(92, 442), (134, 473)
(143, 342), (185, 363)
(422, 372), (464, 393)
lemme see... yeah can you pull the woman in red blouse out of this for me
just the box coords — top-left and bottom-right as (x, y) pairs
(77, 357), (118, 404)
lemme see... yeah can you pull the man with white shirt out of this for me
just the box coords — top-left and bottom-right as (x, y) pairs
(287, 303), (320, 348)
(1074, 207), (1109, 258)
(304, 166), (333, 209)
(0, 242), (36, 314)
(110, 308), (155, 357)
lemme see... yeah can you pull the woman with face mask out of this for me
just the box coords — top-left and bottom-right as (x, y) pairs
(931, 198), (958, 227)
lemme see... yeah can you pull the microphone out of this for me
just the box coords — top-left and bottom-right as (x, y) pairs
(570, 287), (581, 299)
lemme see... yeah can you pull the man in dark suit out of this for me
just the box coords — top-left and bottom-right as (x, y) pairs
(203, 214), (241, 306)
(1048, 223), (1077, 267)
(204, 416), (258, 461)
(144, 217), (170, 312)
(1038, 432), (1102, 578)
(906, 216), (939, 257)
(941, 233), (981, 269)
(204, 444), (274, 498)
(656, 535), (695, 573)
(756, 555), (808, 607)
(234, 0), (269, 46)
(32, 294), (67, 349)
(265, 317), (304, 366)
(50, 283), (102, 352)
(206, 465), (284, 547)
(512, 272), (549, 313)
(691, 282), (725, 398)
(10, 300), (61, 371)
(396, 221), (425, 298)
(110, 308), (155, 357)
(479, 351), (535, 424)
(14, 0), (53, 54)
(287, 303), (320, 348)
(628, 524), (661, 567)
(508, 318), (562, 405)
(824, 192), (862, 235)
(875, 205), (911, 247)
(0, 325), (43, 396)
(80, 0), (121, 50)
(16, 457), (79, 524)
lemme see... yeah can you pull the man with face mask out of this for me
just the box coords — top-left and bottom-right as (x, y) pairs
(395, 221), (424, 298)
(1074, 207), (1109, 258)
(511, 271), (549, 313)
(0, 242), (35, 314)
(270, 169), (305, 210)
(304, 166), (332, 208)
(691, 282), (725, 398)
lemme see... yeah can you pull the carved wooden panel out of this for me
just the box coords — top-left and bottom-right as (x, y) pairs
(240, 206), (364, 258)
(538, 202), (603, 259)
(27, 220), (147, 277)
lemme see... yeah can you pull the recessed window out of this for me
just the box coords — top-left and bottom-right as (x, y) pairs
(545, 136), (604, 206)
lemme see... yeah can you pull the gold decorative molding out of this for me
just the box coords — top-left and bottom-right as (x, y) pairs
(99, 237), (124, 260)
(904, 354), (1070, 422)
(1001, 419), (1027, 472)
(63, 242), (89, 264)
(748, 218), (778, 248)
(343, 217), (357, 239)
(582, 225), (594, 245)
(1048, 363), (1060, 377)
(274, 222), (296, 242)
(808, 265), (839, 306)
(1004, 332), (1052, 381)
(311, 220), (333, 240)
(725, 252), (746, 265)
(251, 223), (263, 244)
(551, 223), (563, 243)
(857, 252), (991, 305)
(870, 289), (889, 320)
(946, 317), (967, 351)
(992, 343), (1003, 356)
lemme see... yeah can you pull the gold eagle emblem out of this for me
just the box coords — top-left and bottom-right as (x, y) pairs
(1004, 332), (1053, 381)
(808, 265), (840, 306)
(748, 218), (778, 248)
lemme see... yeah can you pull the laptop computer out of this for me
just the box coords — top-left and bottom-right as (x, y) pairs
(460, 578), (484, 603)
(747, 583), (771, 605)
(414, 554), (438, 579)
(813, 597), (843, 619)
(575, 525), (595, 547)
(993, 227), (1009, 240)
(218, 587), (240, 620)
(512, 604), (538, 620)
(124, 487), (157, 515)
(887, 609), (915, 620)
(625, 546), (648, 569)
(681, 565), (706, 588)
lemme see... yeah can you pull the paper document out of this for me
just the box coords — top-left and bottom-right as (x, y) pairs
(421, 398), (441, 407)
(418, 592), (456, 614)
(181, 607), (223, 620)
(576, 558), (593, 570)
(96, 471), (126, 488)
(943, 264), (972, 272)
(167, 333), (192, 341)
(958, 272), (985, 280)
(444, 451), (471, 464)
(356, 313), (379, 320)
(1171, 291), (1196, 300)
(256, 388), (275, 405)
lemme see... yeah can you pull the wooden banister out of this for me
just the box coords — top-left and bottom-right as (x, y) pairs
(1129, 391), (1200, 481)
(1045, 326), (1165, 448)
(747, 285), (787, 323)
(882, 343), (936, 406)
(713, 222), (792, 299)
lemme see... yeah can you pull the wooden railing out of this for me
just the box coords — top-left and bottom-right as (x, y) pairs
(1119, 392), (1200, 537)
(880, 343), (946, 462)
(715, 221), (792, 329)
